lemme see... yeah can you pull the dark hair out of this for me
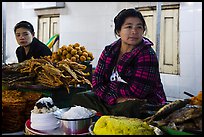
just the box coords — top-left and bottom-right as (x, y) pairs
(114, 8), (147, 37)
(14, 21), (34, 34)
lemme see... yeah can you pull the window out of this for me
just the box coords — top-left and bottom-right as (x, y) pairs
(138, 4), (180, 75)
(38, 15), (60, 52)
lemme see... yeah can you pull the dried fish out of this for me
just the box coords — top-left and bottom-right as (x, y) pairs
(155, 105), (202, 126)
(144, 99), (191, 124)
(58, 63), (79, 82)
(2, 62), (26, 72)
(73, 69), (90, 76)
(8, 74), (35, 84)
(2, 57), (92, 93)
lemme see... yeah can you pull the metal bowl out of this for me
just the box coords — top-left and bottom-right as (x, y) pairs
(88, 122), (95, 135)
(54, 107), (96, 135)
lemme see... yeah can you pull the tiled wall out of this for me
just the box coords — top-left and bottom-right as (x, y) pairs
(162, 2), (202, 100)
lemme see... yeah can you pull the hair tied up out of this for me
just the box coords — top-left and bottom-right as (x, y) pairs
(114, 9), (127, 23)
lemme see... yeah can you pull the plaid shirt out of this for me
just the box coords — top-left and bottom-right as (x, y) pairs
(92, 37), (167, 105)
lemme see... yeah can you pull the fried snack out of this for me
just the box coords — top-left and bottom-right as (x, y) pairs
(190, 91), (202, 106)
(48, 43), (94, 63)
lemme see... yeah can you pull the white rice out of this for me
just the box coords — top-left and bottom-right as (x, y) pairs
(62, 106), (93, 119)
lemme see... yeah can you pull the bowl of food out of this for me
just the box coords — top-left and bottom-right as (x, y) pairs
(55, 106), (96, 135)
(88, 115), (163, 135)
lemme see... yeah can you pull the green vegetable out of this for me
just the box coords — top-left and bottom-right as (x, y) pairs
(160, 126), (194, 135)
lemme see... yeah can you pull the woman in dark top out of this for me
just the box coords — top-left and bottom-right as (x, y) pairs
(14, 21), (52, 63)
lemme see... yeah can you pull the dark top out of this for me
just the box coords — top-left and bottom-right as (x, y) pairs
(16, 37), (52, 63)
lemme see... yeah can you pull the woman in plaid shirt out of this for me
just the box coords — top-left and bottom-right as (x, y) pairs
(71, 8), (167, 118)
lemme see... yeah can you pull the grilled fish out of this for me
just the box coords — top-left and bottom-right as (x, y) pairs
(156, 105), (202, 126)
(144, 99), (191, 124)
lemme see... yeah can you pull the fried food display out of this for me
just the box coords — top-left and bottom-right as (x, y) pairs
(2, 57), (92, 93)
(46, 43), (94, 63)
(190, 91), (202, 106)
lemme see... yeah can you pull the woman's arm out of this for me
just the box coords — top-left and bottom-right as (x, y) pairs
(92, 47), (119, 105)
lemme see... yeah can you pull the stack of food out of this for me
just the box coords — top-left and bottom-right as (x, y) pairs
(46, 42), (94, 87)
(2, 90), (42, 133)
(2, 57), (92, 93)
(46, 43), (94, 63)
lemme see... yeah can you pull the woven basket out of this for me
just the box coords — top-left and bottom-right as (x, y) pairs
(2, 90), (42, 133)
(2, 96), (26, 133)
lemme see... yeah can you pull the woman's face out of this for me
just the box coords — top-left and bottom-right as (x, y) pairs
(118, 17), (144, 47)
(15, 27), (34, 47)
